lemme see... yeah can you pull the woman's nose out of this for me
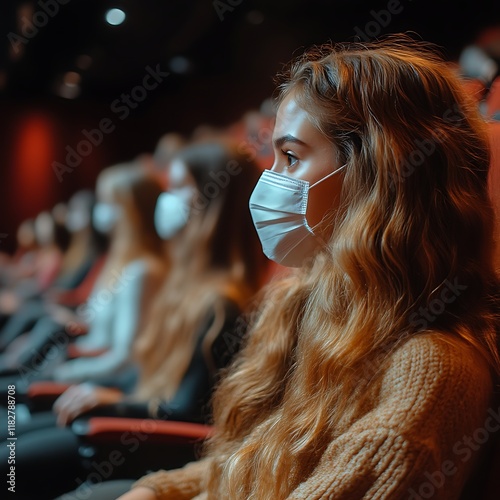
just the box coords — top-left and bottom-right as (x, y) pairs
(269, 158), (284, 173)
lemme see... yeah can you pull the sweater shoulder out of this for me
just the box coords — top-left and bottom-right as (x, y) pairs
(289, 335), (496, 499)
(386, 332), (492, 386)
(377, 333), (494, 431)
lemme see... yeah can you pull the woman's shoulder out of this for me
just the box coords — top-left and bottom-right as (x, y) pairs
(379, 332), (494, 417)
(390, 332), (492, 376)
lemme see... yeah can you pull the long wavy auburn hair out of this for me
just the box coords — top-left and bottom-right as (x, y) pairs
(204, 36), (500, 499)
(133, 140), (266, 400)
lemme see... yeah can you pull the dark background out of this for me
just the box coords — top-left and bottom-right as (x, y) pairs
(0, 0), (499, 252)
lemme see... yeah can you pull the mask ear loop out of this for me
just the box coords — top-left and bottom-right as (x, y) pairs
(310, 163), (347, 189)
(308, 163), (347, 237)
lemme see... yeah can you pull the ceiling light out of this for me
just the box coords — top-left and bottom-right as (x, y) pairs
(105, 8), (126, 26)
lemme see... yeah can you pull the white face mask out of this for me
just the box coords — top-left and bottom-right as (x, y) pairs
(92, 202), (119, 234)
(249, 165), (346, 267)
(154, 190), (191, 240)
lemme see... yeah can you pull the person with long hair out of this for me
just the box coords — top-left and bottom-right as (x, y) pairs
(52, 140), (267, 426)
(0, 164), (166, 392)
(0, 209), (70, 319)
(0, 189), (108, 360)
(0, 141), (267, 500)
(46, 163), (167, 383)
(115, 37), (500, 499)
(0, 163), (166, 391)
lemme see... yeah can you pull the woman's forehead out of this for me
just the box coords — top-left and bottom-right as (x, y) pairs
(274, 93), (329, 148)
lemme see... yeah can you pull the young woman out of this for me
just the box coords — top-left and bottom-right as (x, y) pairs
(36, 163), (166, 384)
(117, 37), (500, 499)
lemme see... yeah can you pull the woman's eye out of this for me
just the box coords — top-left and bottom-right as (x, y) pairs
(284, 152), (299, 169)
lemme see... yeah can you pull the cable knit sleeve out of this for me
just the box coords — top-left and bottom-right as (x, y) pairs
(132, 458), (211, 500)
(287, 334), (494, 499)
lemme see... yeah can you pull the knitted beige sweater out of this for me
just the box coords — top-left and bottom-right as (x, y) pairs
(134, 334), (495, 499)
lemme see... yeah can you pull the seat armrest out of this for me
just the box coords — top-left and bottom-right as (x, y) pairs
(23, 381), (72, 411)
(67, 345), (107, 359)
(27, 381), (72, 400)
(72, 417), (213, 445)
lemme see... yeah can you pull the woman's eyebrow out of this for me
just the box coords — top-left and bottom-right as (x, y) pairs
(273, 134), (307, 149)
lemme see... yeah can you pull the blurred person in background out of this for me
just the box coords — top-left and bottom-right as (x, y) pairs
(457, 26), (500, 274)
(137, 132), (187, 178)
(54, 139), (268, 425)
(0, 190), (107, 353)
(48, 163), (167, 384)
(0, 209), (70, 319)
(0, 163), (166, 394)
(458, 24), (500, 122)
(53, 190), (107, 292)
(152, 132), (187, 171)
(0, 190), (109, 377)
(0, 139), (268, 499)
(0, 219), (38, 290)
